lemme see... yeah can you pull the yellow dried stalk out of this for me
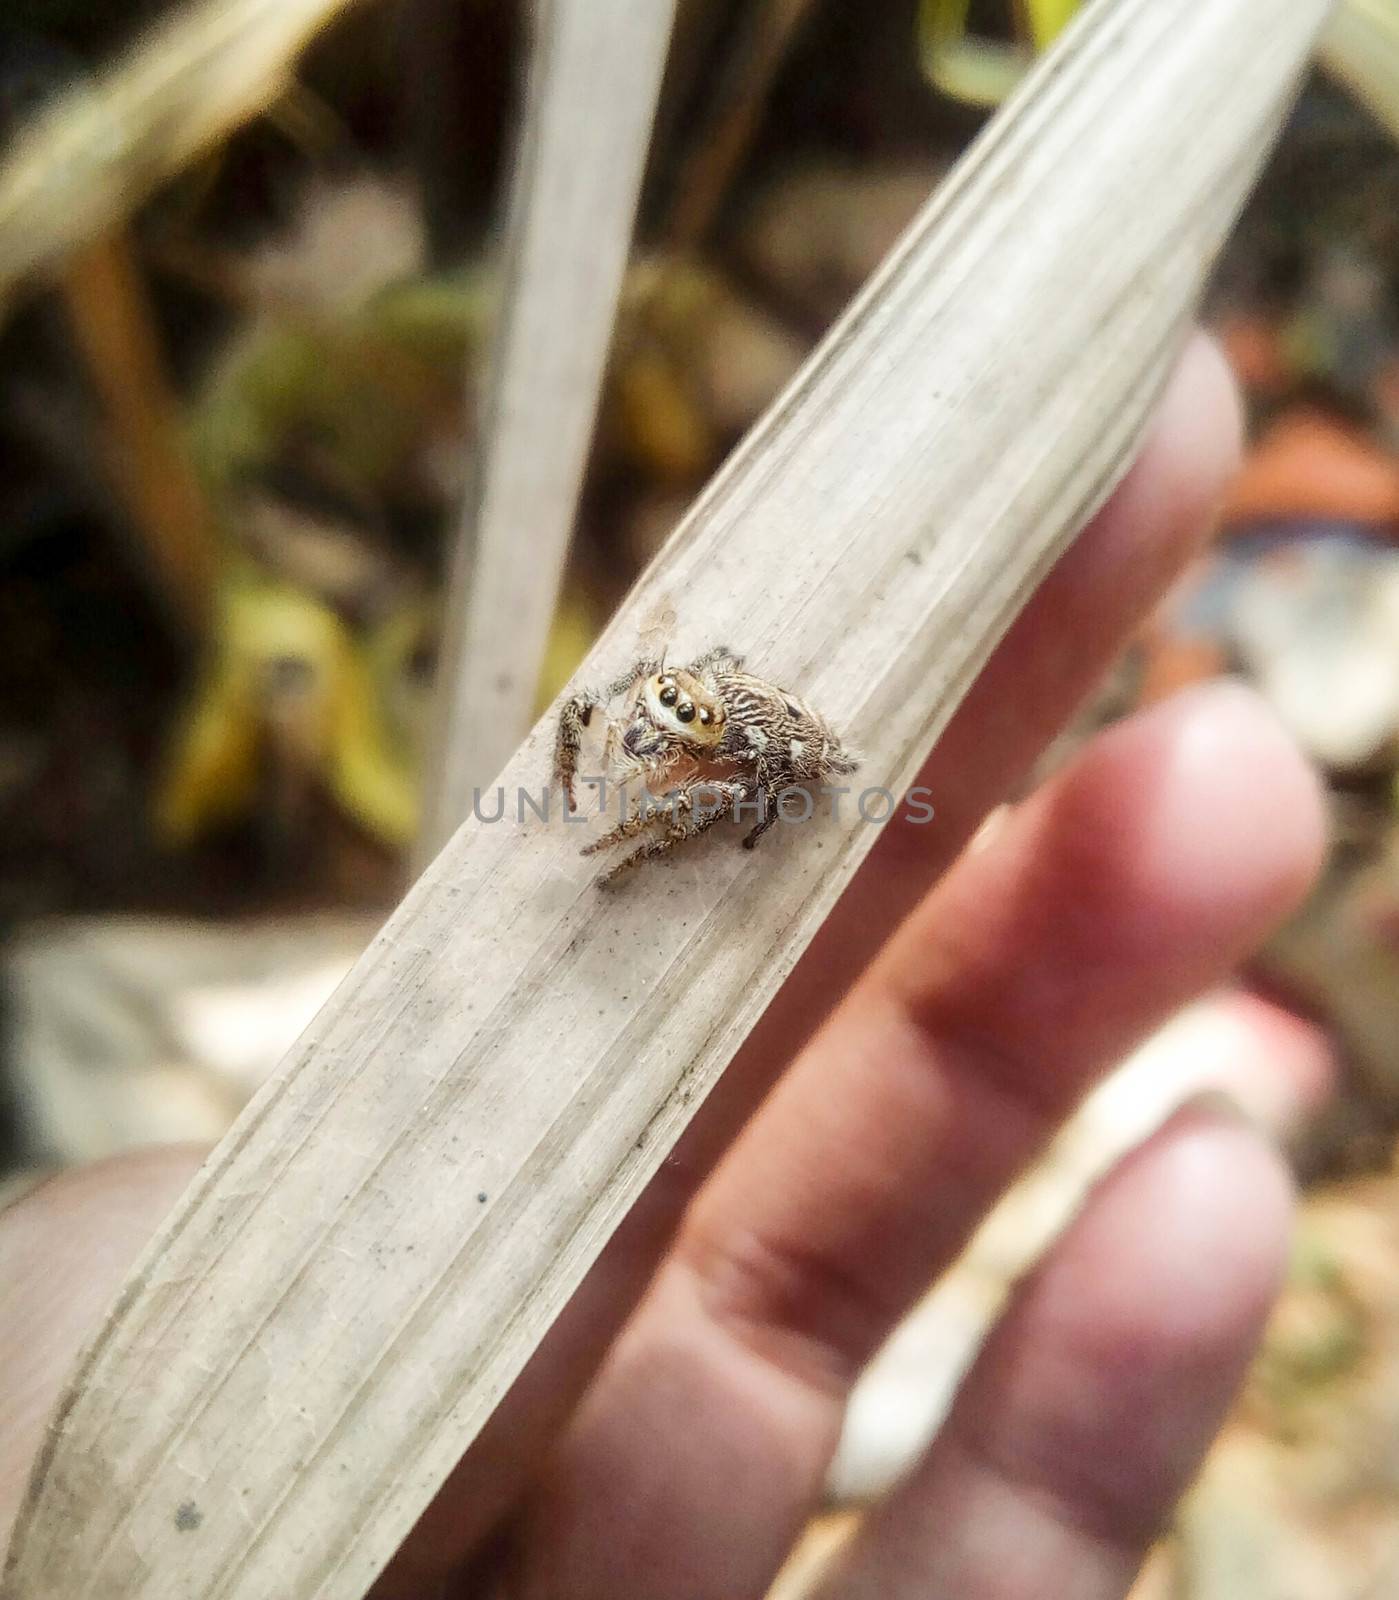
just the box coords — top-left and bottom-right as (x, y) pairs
(60, 232), (219, 634)
(0, 0), (360, 304)
(2, 2), (1334, 1597)
(665, 0), (818, 251)
(419, 0), (678, 859)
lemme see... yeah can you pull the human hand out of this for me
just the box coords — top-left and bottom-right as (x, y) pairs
(0, 335), (1330, 1600)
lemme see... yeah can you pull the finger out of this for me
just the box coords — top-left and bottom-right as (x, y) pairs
(0, 1147), (206, 1553)
(380, 334), (1244, 1587)
(819, 1106), (1293, 1600)
(0, 1004), (1324, 1579)
(497, 685), (1323, 1599)
(739, 330), (1245, 1068)
(651, 331), (1245, 1264)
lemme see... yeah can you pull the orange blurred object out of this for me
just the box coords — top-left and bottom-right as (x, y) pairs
(1137, 627), (1228, 705)
(1224, 407), (1399, 532)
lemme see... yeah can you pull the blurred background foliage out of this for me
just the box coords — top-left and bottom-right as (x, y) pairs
(0, 4), (1398, 1595)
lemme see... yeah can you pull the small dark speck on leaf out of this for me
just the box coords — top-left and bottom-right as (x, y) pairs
(477, 1192), (488, 1203)
(174, 1502), (202, 1532)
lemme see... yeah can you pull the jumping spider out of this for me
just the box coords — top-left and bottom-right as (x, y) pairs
(553, 645), (857, 884)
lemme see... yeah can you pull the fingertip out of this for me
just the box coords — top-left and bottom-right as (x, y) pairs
(821, 1106), (1297, 1599)
(1065, 1104), (1296, 1365)
(1126, 990), (1338, 1147)
(1177, 330), (1247, 484)
(1126, 330), (1245, 534)
(1036, 679), (1328, 973)
(955, 1105), (1295, 1546)
(1215, 991), (1338, 1133)
(1121, 679), (1327, 932)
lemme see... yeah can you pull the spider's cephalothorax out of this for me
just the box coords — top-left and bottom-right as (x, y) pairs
(552, 645), (857, 883)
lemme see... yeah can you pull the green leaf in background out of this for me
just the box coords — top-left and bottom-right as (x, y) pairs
(1022, 0), (1082, 52)
(154, 570), (421, 850)
(919, 0), (1085, 107)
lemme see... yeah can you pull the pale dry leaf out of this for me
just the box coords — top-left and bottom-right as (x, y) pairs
(419, 0), (679, 858)
(0, 0), (362, 302)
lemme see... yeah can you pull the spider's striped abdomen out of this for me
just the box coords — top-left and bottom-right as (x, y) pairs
(712, 670), (855, 781)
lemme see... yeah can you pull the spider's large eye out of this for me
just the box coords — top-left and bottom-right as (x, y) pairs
(659, 683), (678, 707)
(676, 702), (696, 723)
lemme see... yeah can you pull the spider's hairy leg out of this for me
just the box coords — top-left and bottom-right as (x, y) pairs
(553, 690), (615, 813)
(741, 786), (781, 849)
(551, 656), (660, 811)
(601, 656), (661, 700)
(581, 797), (667, 856)
(553, 695), (596, 812)
(583, 776), (725, 857)
(741, 759), (804, 849)
(597, 779), (750, 886)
